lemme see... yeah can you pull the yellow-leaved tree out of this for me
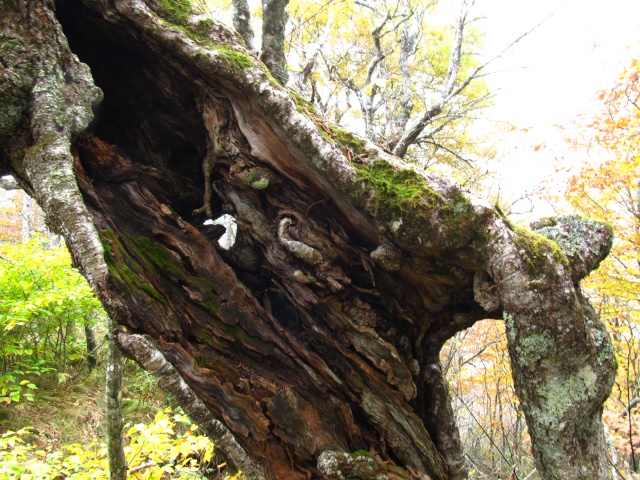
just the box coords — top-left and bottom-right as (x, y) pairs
(286, 0), (495, 182)
(562, 57), (640, 474)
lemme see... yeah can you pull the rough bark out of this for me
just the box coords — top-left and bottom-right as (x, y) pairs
(0, 1), (617, 479)
(85, 319), (98, 370)
(260, 0), (289, 85)
(232, 0), (254, 52)
(106, 319), (127, 480)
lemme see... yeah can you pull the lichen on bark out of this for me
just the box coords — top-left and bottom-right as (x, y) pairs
(0, 1), (618, 479)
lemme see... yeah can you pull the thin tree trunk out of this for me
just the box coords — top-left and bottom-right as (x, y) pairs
(85, 318), (98, 370)
(260, 0), (289, 85)
(232, 0), (254, 52)
(106, 319), (126, 480)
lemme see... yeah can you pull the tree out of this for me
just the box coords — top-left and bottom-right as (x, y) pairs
(0, 1), (618, 478)
(286, 0), (494, 174)
(560, 58), (640, 474)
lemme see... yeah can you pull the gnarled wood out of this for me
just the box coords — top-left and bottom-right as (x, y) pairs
(0, 1), (617, 478)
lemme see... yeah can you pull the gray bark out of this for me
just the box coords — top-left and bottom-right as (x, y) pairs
(85, 318), (98, 370)
(232, 0), (254, 52)
(106, 320), (126, 480)
(0, 1), (617, 479)
(260, 0), (289, 85)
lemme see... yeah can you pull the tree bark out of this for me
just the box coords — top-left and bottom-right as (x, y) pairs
(232, 0), (254, 52)
(260, 0), (289, 85)
(106, 319), (127, 480)
(0, 1), (617, 479)
(85, 318), (98, 370)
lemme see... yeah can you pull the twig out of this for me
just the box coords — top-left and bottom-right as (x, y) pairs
(129, 461), (157, 474)
(451, 388), (518, 478)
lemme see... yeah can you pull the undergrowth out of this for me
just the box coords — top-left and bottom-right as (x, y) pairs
(0, 362), (242, 479)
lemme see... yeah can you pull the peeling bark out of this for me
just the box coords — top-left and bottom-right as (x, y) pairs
(0, 1), (617, 479)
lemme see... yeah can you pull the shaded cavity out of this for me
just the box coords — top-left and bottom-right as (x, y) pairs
(55, 0), (210, 217)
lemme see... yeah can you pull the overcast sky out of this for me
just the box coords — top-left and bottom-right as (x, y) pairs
(468, 0), (640, 216)
(477, 0), (640, 127)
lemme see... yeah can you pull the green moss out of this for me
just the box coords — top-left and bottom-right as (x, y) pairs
(101, 236), (117, 269)
(512, 225), (569, 274)
(289, 90), (317, 114)
(152, 0), (254, 73)
(332, 126), (367, 155)
(194, 353), (220, 372)
(1, 38), (22, 53)
(129, 237), (222, 314)
(100, 233), (168, 306)
(132, 237), (183, 283)
(193, 18), (214, 34)
(214, 46), (254, 71)
(350, 450), (371, 457)
(494, 203), (507, 218)
(355, 160), (443, 215)
(154, 0), (195, 27)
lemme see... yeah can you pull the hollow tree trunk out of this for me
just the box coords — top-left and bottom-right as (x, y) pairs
(0, 1), (617, 479)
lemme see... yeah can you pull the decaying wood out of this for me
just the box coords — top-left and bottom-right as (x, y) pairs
(0, 1), (617, 478)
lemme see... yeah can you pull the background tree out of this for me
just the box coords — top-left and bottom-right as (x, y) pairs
(441, 320), (536, 478)
(558, 57), (640, 475)
(287, 0), (495, 181)
(0, 1), (618, 478)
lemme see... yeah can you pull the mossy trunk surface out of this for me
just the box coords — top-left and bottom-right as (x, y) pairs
(0, 1), (617, 478)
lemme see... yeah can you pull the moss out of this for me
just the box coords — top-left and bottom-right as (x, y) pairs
(152, 0), (254, 73)
(289, 90), (317, 114)
(350, 450), (371, 457)
(332, 126), (367, 155)
(100, 236), (117, 269)
(354, 160), (443, 215)
(154, 0), (195, 27)
(214, 46), (254, 71)
(192, 18), (214, 34)
(194, 353), (220, 372)
(132, 237), (184, 283)
(100, 234), (167, 306)
(512, 225), (569, 274)
(0, 38), (22, 53)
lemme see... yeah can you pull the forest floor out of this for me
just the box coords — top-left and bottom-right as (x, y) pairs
(0, 361), (169, 451)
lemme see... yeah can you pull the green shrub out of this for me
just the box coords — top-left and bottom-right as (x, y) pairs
(0, 408), (242, 479)
(0, 238), (106, 404)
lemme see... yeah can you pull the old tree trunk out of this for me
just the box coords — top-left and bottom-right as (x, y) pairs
(0, 1), (618, 478)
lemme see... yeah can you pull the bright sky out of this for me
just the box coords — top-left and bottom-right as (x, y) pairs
(478, 0), (640, 126)
(470, 0), (640, 217)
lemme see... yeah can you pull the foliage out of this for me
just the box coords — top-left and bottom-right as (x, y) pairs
(0, 408), (242, 479)
(0, 238), (106, 404)
(0, 191), (21, 244)
(201, 0), (495, 182)
(286, 0), (493, 171)
(559, 57), (640, 474)
(442, 320), (537, 478)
